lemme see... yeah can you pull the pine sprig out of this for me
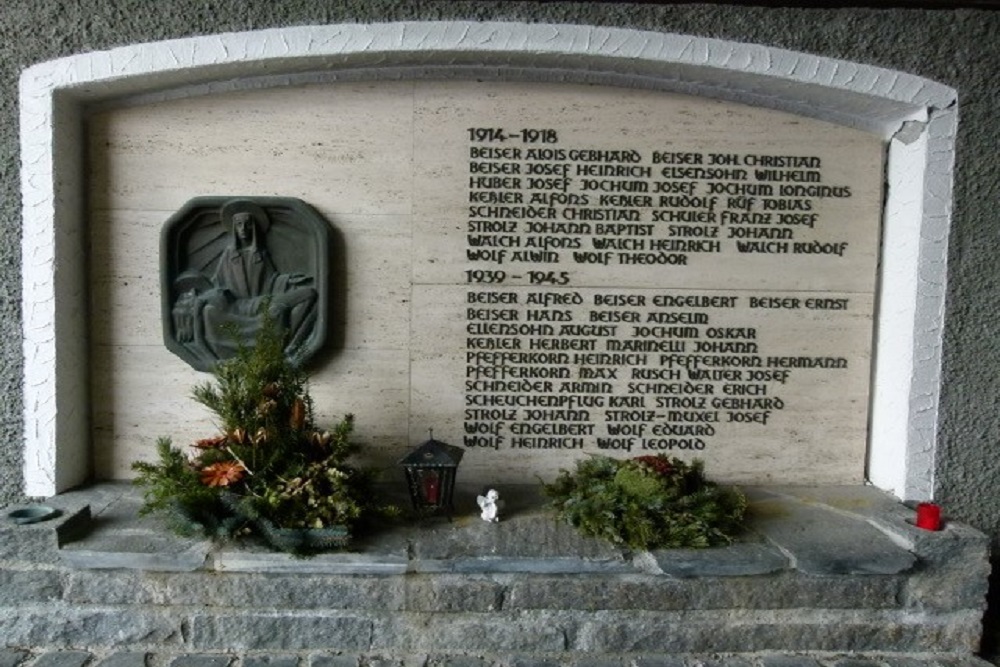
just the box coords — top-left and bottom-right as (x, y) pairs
(131, 437), (212, 514)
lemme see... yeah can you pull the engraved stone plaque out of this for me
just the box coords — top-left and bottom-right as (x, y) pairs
(90, 81), (882, 485)
(407, 82), (882, 486)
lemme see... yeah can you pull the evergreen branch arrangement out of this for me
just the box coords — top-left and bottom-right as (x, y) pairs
(543, 454), (747, 549)
(132, 314), (396, 553)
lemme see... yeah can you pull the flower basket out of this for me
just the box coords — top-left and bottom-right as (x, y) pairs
(132, 310), (395, 554)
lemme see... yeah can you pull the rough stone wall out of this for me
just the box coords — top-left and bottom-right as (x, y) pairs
(1, 2), (998, 542)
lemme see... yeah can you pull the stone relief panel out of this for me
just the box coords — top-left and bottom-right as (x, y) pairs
(160, 196), (331, 371)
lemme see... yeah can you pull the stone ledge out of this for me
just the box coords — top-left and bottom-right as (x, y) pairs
(13, 482), (951, 577)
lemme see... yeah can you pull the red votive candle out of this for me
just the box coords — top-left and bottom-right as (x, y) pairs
(423, 472), (440, 505)
(916, 502), (942, 531)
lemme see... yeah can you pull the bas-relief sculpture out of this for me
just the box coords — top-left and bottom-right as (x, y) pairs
(161, 196), (331, 372)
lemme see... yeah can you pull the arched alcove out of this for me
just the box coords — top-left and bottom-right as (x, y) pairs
(20, 22), (956, 499)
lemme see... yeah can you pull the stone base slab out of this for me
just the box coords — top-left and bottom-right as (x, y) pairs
(0, 483), (989, 657)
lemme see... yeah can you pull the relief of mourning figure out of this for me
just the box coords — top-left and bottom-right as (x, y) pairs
(162, 197), (331, 372)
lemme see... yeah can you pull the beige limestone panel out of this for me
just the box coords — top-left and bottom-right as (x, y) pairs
(89, 209), (167, 347)
(91, 343), (210, 478)
(405, 81), (880, 486)
(308, 349), (411, 473)
(316, 211), (412, 350)
(89, 81), (419, 478)
(411, 285), (873, 485)
(90, 79), (881, 486)
(411, 81), (881, 294)
(88, 81), (416, 215)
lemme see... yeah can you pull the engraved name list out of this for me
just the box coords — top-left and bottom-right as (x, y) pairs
(411, 83), (882, 485)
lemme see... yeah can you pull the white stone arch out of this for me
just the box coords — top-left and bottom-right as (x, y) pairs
(19, 22), (956, 498)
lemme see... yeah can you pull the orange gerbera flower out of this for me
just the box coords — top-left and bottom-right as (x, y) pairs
(199, 461), (246, 487)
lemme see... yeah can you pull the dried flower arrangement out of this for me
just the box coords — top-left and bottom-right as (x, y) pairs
(542, 454), (747, 550)
(132, 314), (395, 553)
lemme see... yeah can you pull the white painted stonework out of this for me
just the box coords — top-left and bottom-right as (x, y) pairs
(20, 22), (956, 498)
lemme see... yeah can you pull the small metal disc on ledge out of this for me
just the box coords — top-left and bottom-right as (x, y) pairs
(8, 505), (59, 525)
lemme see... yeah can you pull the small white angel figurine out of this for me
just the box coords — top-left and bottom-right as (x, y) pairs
(477, 488), (500, 522)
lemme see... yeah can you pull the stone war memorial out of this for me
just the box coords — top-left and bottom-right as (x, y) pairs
(5, 19), (994, 665)
(114, 81), (881, 487)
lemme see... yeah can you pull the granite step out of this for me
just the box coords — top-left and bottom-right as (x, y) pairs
(0, 648), (993, 667)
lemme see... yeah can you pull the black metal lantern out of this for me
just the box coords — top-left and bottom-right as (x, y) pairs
(399, 434), (464, 514)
